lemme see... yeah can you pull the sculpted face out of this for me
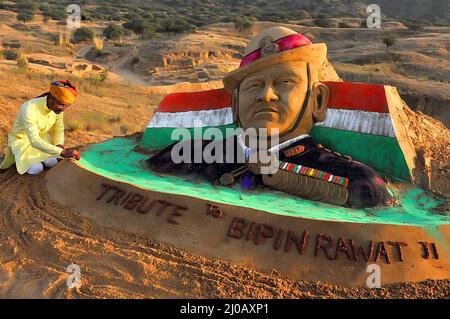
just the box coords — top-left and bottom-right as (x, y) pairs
(237, 61), (329, 142)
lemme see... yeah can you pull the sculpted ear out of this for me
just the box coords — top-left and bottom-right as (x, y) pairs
(311, 82), (329, 123)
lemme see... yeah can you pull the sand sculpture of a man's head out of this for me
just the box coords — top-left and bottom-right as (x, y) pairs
(223, 27), (340, 143)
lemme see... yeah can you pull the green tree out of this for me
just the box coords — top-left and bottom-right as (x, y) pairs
(142, 26), (156, 40)
(45, 8), (68, 21)
(160, 17), (176, 34)
(123, 19), (149, 38)
(17, 12), (34, 24)
(297, 10), (311, 20)
(0, 0), (9, 10)
(17, 0), (38, 12)
(39, 2), (51, 13)
(382, 36), (396, 53)
(73, 27), (95, 43)
(234, 16), (253, 32)
(315, 17), (332, 28)
(103, 24), (126, 44)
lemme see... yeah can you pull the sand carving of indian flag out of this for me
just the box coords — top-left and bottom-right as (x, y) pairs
(140, 88), (236, 151)
(312, 81), (410, 181)
(139, 82), (411, 181)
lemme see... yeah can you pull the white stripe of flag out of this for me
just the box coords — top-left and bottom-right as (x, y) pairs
(147, 107), (233, 128)
(314, 108), (395, 137)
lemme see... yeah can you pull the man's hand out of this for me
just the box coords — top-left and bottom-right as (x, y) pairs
(60, 149), (81, 160)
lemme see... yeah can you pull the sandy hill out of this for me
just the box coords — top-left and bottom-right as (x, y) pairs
(3, 7), (448, 125)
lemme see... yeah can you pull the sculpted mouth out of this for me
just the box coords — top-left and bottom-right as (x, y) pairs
(255, 107), (278, 115)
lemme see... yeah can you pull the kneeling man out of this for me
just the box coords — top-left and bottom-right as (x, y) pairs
(1, 80), (81, 175)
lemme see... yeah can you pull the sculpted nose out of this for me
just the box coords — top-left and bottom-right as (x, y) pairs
(258, 84), (279, 103)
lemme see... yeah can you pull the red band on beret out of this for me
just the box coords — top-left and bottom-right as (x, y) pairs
(240, 33), (312, 68)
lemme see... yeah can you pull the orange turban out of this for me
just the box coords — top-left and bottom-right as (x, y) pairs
(49, 80), (77, 105)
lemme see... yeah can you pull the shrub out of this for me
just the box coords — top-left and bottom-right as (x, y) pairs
(73, 27), (94, 43)
(39, 2), (51, 12)
(17, 12), (34, 24)
(103, 24), (126, 44)
(402, 20), (426, 30)
(17, 0), (38, 12)
(123, 18), (150, 38)
(17, 56), (29, 69)
(44, 8), (67, 21)
(99, 69), (109, 83)
(234, 16), (253, 32)
(2, 49), (19, 60)
(120, 125), (130, 134)
(160, 16), (191, 34)
(297, 10), (311, 20)
(131, 56), (140, 65)
(382, 36), (396, 53)
(142, 27), (156, 40)
(338, 22), (352, 28)
(108, 115), (121, 123)
(0, 3), (10, 10)
(92, 35), (104, 51)
(315, 17), (332, 28)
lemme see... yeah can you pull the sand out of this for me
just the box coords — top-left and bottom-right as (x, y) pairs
(402, 110), (450, 198)
(386, 86), (450, 198)
(0, 167), (448, 299)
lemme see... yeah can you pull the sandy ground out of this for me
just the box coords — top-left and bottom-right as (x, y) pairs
(0, 167), (448, 299)
(1, 9), (449, 299)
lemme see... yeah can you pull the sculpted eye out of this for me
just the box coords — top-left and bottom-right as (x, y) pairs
(276, 78), (297, 87)
(244, 82), (263, 90)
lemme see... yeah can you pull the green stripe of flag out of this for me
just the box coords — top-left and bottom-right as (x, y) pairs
(310, 126), (410, 181)
(139, 124), (237, 152)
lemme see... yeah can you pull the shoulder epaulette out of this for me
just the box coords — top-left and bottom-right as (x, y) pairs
(316, 144), (352, 161)
(283, 145), (305, 157)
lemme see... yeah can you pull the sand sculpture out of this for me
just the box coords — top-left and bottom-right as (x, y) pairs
(148, 27), (394, 208)
(45, 27), (449, 286)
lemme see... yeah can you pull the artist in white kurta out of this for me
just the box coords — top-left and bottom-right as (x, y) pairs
(0, 80), (81, 175)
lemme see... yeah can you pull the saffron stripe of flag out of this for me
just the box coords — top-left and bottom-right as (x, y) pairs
(157, 89), (231, 112)
(322, 82), (388, 113)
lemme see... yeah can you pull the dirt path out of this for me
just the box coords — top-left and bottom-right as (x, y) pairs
(109, 56), (151, 87)
(75, 45), (92, 60)
(0, 167), (448, 299)
(76, 45), (150, 87)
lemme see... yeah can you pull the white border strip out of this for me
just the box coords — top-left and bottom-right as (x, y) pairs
(314, 109), (395, 137)
(147, 107), (233, 128)
(147, 107), (395, 137)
